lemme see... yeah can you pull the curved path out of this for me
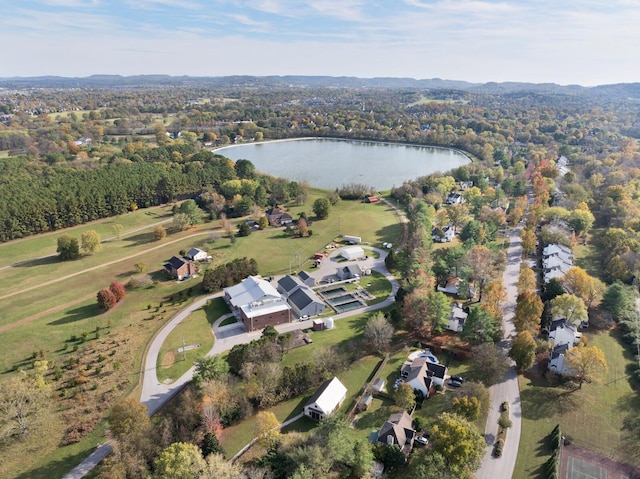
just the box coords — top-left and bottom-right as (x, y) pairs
(476, 227), (523, 479)
(64, 246), (399, 478)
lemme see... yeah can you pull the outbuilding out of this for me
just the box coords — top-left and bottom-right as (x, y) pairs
(340, 246), (365, 261)
(304, 377), (347, 421)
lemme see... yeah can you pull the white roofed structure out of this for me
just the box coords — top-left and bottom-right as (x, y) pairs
(341, 246), (365, 261)
(304, 377), (347, 421)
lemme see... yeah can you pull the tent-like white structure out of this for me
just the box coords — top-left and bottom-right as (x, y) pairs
(341, 246), (364, 261)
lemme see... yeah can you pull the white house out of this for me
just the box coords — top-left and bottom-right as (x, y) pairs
(549, 344), (572, 375)
(223, 276), (291, 332)
(303, 377), (347, 421)
(446, 192), (463, 205)
(549, 318), (582, 347)
(341, 246), (365, 261)
(432, 225), (455, 243)
(401, 358), (433, 398)
(447, 303), (468, 332)
(185, 247), (209, 262)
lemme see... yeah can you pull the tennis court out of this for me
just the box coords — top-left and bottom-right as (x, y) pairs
(567, 456), (607, 479)
(561, 443), (639, 479)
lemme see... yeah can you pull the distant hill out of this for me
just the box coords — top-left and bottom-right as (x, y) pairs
(1, 75), (640, 101)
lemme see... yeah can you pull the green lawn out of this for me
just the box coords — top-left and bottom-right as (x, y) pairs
(573, 233), (603, 282)
(0, 204), (174, 269)
(514, 329), (640, 478)
(156, 297), (229, 383)
(207, 194), (403, 276)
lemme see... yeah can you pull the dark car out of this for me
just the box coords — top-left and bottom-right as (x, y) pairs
(448, 379), (462, 388)
(450, 375), (465, 383)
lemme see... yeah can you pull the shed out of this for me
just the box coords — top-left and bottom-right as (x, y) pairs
(313, 319), (326, 331)
(357, 394), (373, 412)
(372, 377), (385, 394)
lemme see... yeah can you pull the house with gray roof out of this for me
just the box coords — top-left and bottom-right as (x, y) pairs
(298, 271), (315, 287)
(277, 274), (325, 318)
(377, 410), (416, 454)
(401, 358), (433, 398)
(336, 264), (363, 281)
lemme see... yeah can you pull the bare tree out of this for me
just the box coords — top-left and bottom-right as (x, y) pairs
(364, 312), (394, 353)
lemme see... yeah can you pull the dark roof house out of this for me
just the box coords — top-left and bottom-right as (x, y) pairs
(163, 256), (196, 281)
(377, 411), (416, 454)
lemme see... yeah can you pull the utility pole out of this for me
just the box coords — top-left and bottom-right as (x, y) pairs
(182, 338), (186, 361)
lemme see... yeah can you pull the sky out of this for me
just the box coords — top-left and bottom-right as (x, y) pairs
(0, 0), (639, 86)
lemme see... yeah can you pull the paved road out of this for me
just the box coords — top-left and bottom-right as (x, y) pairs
(476, 227), (523, 479)
(63, 246), (398, 479)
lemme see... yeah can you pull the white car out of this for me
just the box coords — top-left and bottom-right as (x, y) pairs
(415, 436), (429, 445)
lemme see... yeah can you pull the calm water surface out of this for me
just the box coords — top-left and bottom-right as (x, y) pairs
(216, 138), (470, 190)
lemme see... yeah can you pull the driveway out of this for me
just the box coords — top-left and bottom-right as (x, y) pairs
(475, 227), (523, 479)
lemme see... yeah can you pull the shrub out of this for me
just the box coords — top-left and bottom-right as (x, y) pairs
(494, 439), (504, 457)
(498, 415), (512, 429)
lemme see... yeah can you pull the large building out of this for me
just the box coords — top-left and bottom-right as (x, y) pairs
(223, 276), (291, 332)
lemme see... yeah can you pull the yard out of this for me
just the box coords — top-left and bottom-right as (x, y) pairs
(513, 329), (640, 478)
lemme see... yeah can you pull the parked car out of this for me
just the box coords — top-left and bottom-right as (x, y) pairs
(447, 379), (462, 388)
(415, 435), (429, 445)
(450, 375), (465, 383)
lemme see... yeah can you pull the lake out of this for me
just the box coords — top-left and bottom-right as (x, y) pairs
(215, 138), (470, 190)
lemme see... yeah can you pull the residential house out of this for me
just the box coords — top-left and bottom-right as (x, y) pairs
(432, 225), (456, 243)
(401, 358), (433, 398)
(446, 192), (463, 205)
(447, 303), (468, 332)
(336, 264), (364, 281)
(277, 275), (326, 318)
(185, 247), (209, 262)
(224, 275), (291, 332)
(437, 277), (473, 297)
(542, 243), (573, 283)
(549, 318), (582, 347)
(459, 180), (474, 190)
(547, 319), (583, 376)
(425, 361), (448, 388)
(548, 343), (571, 375)
(265, 206), (293, 227)
(303, 377), (347, 421)
(163, 256), (196, 281)
(377, 411), (416, 454)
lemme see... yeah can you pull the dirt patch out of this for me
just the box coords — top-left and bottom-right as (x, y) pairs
(560, 442), (640, 479)
(161, 350), (176, 368)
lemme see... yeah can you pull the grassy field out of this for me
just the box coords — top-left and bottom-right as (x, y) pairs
(513, 329), (640, 478)
(156, 298), (230, 383)
(205, 195), (403, 275)
(0, 204), (174, 268)
(0, 195), (402, 478)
